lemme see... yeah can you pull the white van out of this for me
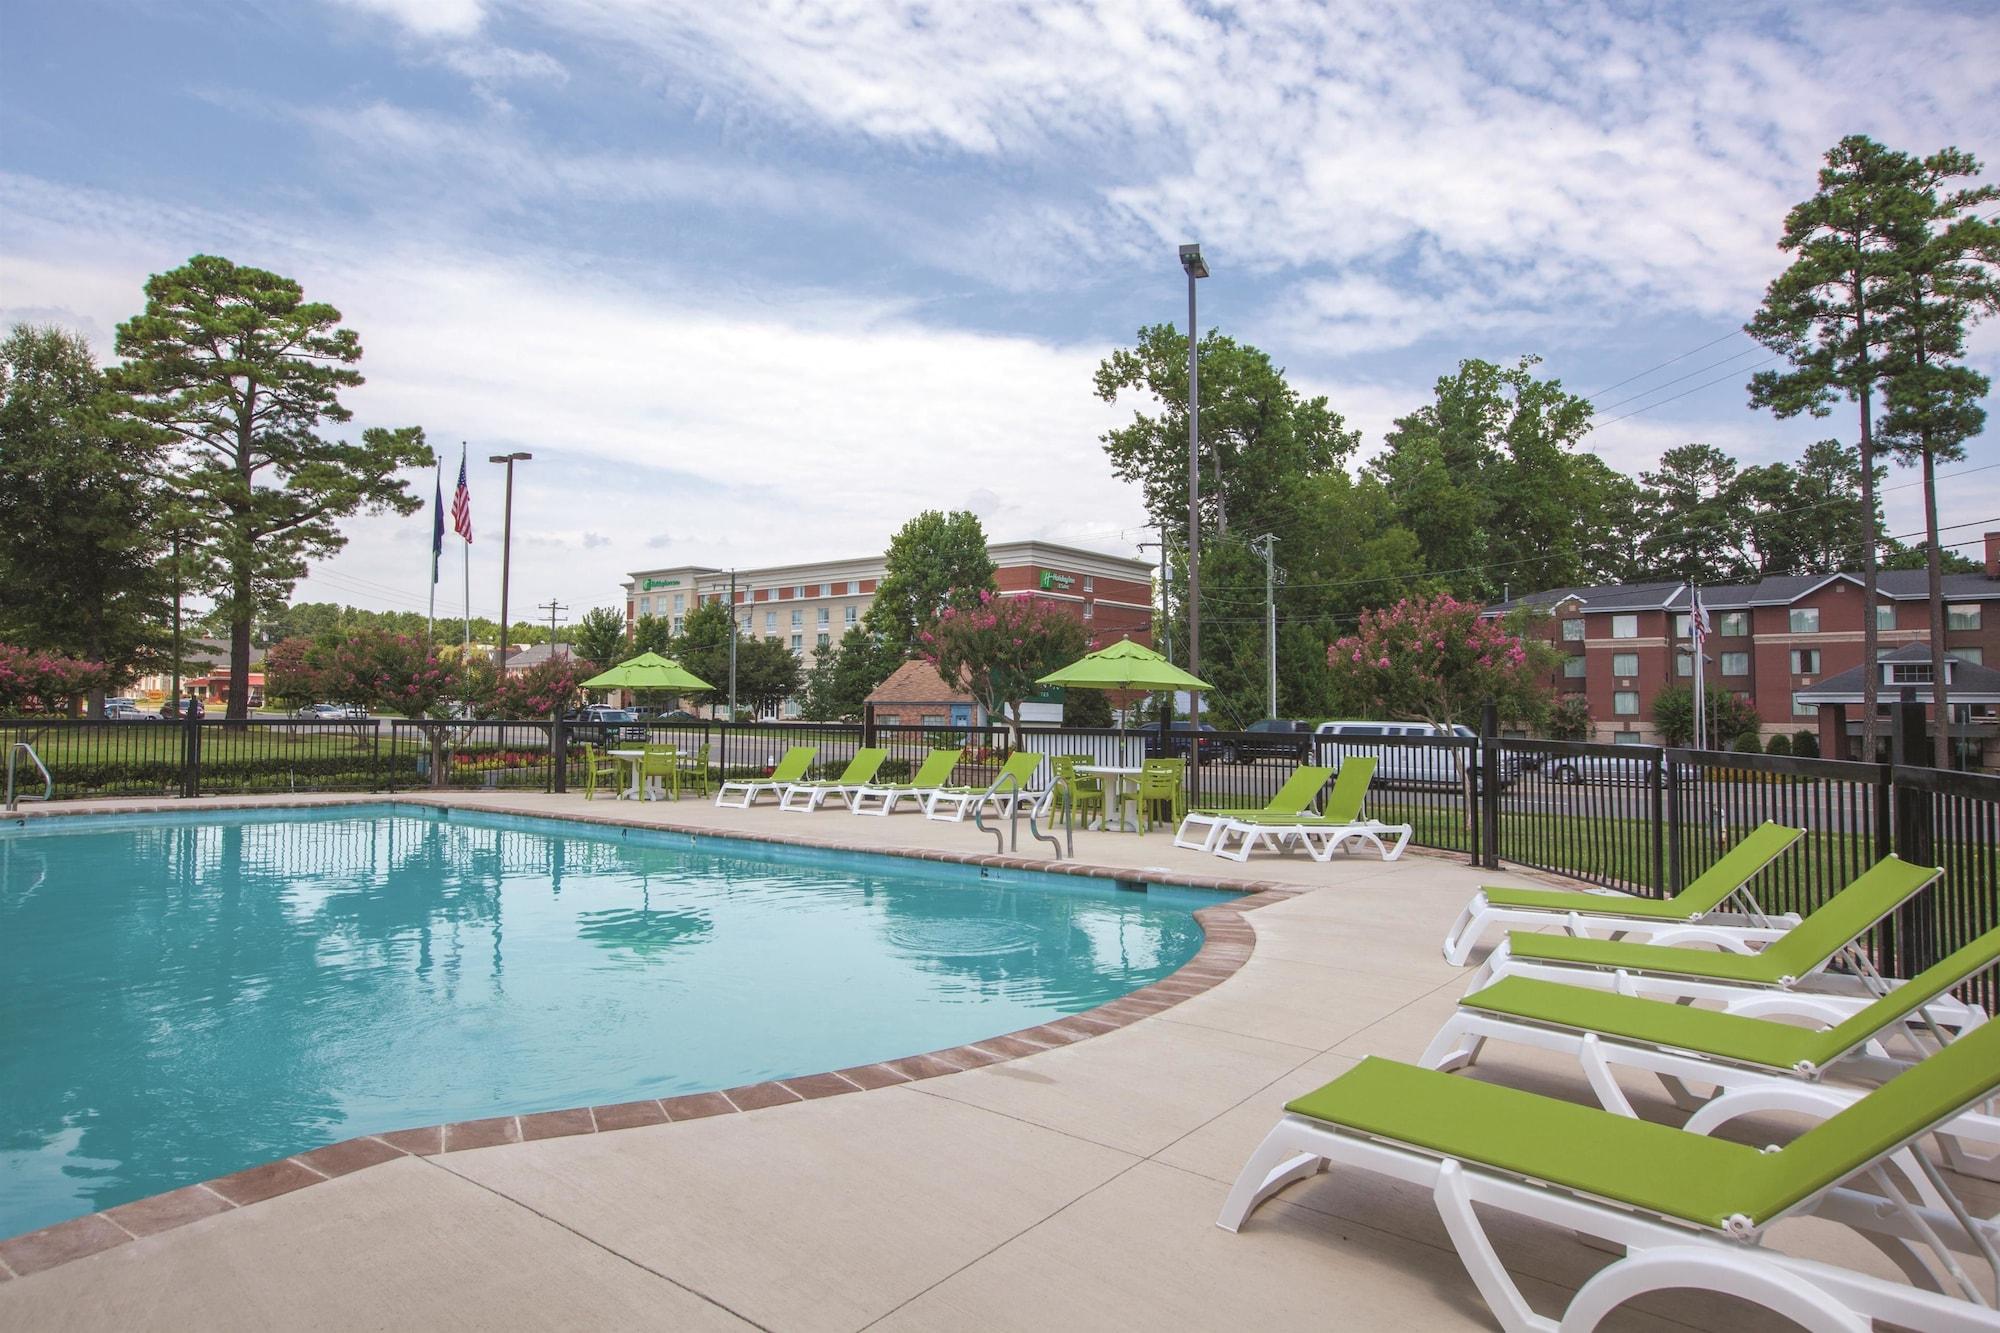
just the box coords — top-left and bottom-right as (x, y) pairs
(1313, 720), (1515, 788)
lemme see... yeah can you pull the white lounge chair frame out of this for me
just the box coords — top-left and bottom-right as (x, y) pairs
(1442, 889), (1796, 967)
(1218, 1110), (2000, 1333)
(778, 780), (865, 812)
(713, 753), (816, 809)
(1208, 817), (1413, 863)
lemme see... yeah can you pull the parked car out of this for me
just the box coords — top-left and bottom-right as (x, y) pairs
(1537, 748), (1685, 787)
(1143, 721), (1234, 764)
(1313, 719), (1520, 789)
(295, 702), (368, 720)
(564, 706), (645, 743)
(103, 700), (146, 721)
(645, 709), (701, 723)
(1232, 719), (1314, 764)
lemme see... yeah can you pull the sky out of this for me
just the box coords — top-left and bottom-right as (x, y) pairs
(3, 0), (1998, 630)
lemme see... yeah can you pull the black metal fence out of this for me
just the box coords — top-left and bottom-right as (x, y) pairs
(9, 711), (1995, 1007)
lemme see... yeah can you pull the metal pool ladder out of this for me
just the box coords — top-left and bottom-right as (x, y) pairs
(6, 741), (52, 812)
(972, 770), (1069, 859)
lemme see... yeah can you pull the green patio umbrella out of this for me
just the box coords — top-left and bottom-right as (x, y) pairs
(1037, 637), (1211, 693)
(579, 652), (714, 693)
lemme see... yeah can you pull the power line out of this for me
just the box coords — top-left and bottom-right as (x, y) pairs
(1583, 329), (1751, 401)
(1591, 345), (1768, 415)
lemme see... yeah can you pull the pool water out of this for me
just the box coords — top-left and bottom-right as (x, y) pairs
(0, 805), (1220, 1239)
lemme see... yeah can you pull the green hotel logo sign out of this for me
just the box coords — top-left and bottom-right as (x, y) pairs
(641, 578), (681, 590)
(1038, 570), (1076, 590)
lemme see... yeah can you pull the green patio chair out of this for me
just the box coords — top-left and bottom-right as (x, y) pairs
(923, 750), (1046, 822)
(577, 742), (618, 800)
(848, 749), (962, 816)
(1173, 763), (1333, 852)
(714, 746), (818, 808)
(1441, 820), (1805, 964)
(638, 743), (679, 802)
(779, 748), (889, 811)
(1218, 1009), (2000, 1332)
(676, 742), (712, 799)
(1202, 758), (1415, 863)
(1127, 759), (1187, 834)
(1468, 854), (1945, 1009)
(1050, 755), (1105, 828)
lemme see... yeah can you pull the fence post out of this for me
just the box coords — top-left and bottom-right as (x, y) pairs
(862, 703), (876, 749)
(1647, 747), (1666, 897)
(180, 708), (202, 798)
(375, 719), (387, 793)
(1478, 702), (1499, 869)
(1889, 688), (1935, 978)
(1664, 749), (1682, 896)
(551, 717), (568, 795)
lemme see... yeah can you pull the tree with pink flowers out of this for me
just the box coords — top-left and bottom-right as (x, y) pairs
(0, 643), (112, 715)
(922, 591), (1088, 745)
(1325, 594), (1553, 730)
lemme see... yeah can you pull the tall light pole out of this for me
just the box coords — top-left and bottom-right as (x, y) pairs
(1179, 243), (1208, 740)
(489, 451), (532, 670)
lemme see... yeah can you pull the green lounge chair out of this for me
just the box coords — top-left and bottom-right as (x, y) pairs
(713, 745), (818, 808)
(1424, 927), (2000, 1181)
(778, 748), (888, 812)
(1441, 821), (1804, 964)
(1173, 764), (1333, 852)
(923, 750), (1046, 822)
(848, 748), (962, 816)
(1220, 1015), (2000, 1331)
(1206, 757), (1415, 863)
(1467, 855), (1944, 1011)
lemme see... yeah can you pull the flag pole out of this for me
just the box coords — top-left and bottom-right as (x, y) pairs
(428, 460), (441, 647)
(461, 443), (472, 653)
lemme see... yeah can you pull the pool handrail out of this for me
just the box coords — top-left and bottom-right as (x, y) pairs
(6, 742), (52, 812)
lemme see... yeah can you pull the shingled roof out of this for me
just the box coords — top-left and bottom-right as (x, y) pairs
(865, 659), (974, 706)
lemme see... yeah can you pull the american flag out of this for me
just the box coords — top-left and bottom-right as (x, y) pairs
(451, 452), (473, 543)
(1690, 584), (1710, 650)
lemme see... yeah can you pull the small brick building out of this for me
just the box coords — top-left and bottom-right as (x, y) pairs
(864, 660), (982, 728)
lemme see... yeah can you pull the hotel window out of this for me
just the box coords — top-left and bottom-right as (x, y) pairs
(816, 632), (830, 650)
(1562, 656), (1587, 678)
(793, 585), (805, 599)
(740, 615), (752, 633)
(672, 616), (683, 634)
(1611, 614), (1638, 639)
(1790, 649), (1820, 675)
(846, 581), (861, 596)
(1083, 600), (1095, 620)
(1083, 576), (1095, 592)
(673, 593), (685, 613)
(1955, 647), (1984, 665)
(1560, 619), (1584, 642)
(1877, 603), (1897, 631)
(1789, 607), (1819, 633)
(1948, 603), (1982, 631)
(817, 607), (829, 627)
(1613, 731), (1643, 745)
(1611, 652), (1639, 677)
(789, 633), (802, 653)
(819, 583), (831, 597)
(1613, 690), (1639, 716)
(1793, 693), (1816, 718)
(791, 609), (803, 628)
(1721, 651), (1749, 676)
(1718, 611), (1749, 637)
(1673, 614), (1690, 638)
(639, 596), (652, 615)
(764, 611), (777, 632)
(844, 606), (858, 626)
(1676, 653), (1692, 677)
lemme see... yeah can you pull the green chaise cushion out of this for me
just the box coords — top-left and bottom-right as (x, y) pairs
(1285, 1057), (1770, 1228)
(1504, 932), (1791, 982)
(1460, 976), (1825, 1071)
(1480, 822), (1803, 920)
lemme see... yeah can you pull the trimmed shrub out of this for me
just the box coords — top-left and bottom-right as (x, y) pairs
(1792, 729), (1820, 758)
(1763, 733), (1792, 756)
(1730, 729), (1764, 754)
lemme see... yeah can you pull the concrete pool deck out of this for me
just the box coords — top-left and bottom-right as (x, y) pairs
(0, 790), (1982, 1330)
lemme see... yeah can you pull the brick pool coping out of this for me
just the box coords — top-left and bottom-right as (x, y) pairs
(0, 794), (1307, 1282)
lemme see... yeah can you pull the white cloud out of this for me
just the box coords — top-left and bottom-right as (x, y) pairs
(330, 0), (487, 38)
(435, 44), (567, 87)
(0, 174), (1148, 620)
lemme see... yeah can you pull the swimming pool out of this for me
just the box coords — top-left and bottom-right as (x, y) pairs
(0, 804), (1225, 1238)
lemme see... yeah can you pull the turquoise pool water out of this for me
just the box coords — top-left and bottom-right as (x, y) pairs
(0, 804), (1221, 1239)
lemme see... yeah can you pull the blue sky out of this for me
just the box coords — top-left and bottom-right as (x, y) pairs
(4, 0), (1998, 625)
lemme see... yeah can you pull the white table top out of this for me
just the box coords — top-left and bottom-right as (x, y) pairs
(1077, 764), (1143, 777)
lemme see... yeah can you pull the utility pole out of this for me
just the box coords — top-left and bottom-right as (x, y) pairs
(1253, 533), (1278, 720)
(538, 600), (568, 655)
(727, 568), (738, 721)
(488, 451), (532, 670)
(169, 528), (184, 708)
(1179, 243), (1208, 745)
